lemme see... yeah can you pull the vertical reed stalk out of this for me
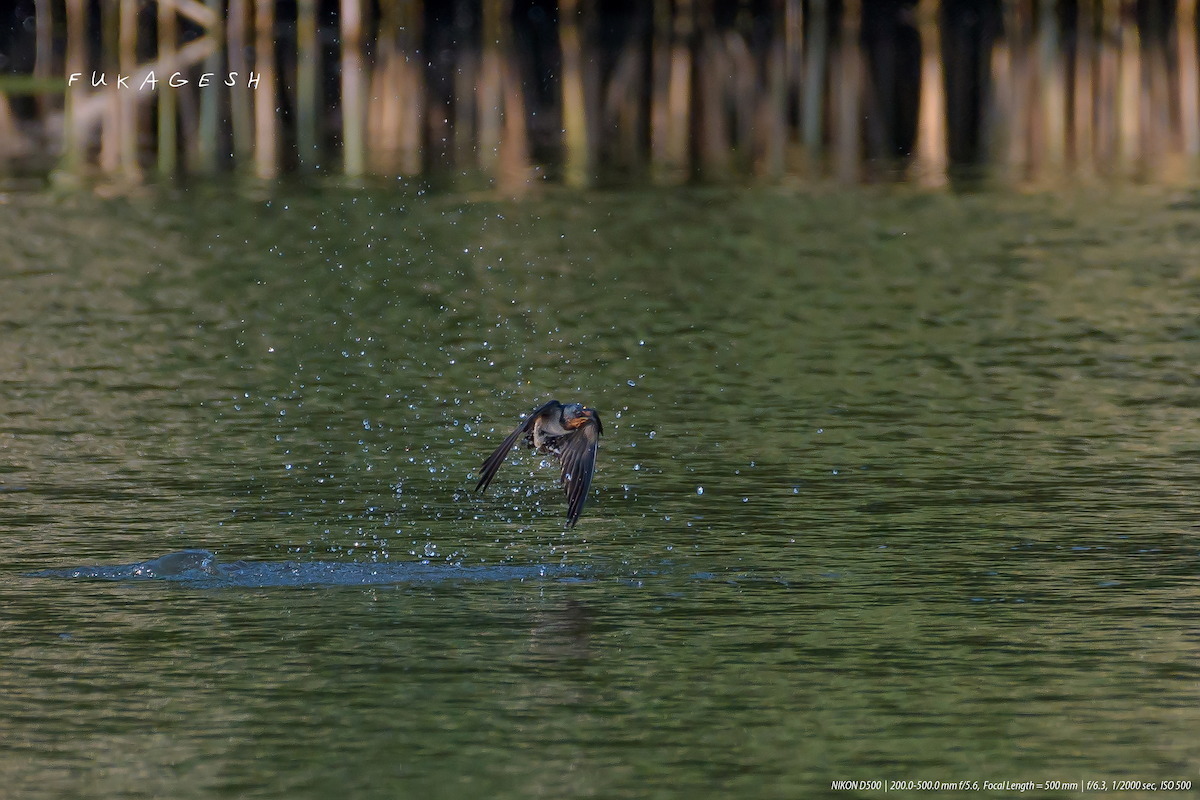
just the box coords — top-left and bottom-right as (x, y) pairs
(497, 28), (531, 193)
(453, 46), (478, 173)
(369, 0), (401, 173)
(696, 4), (730, 179)
(1179, 0), (1200, 161)
(64, 0), (86, 175)
(296, 0), (319, 169)
(784, 0), (803, 132)
(479, 0), (504, 174)
(34, 0), (54, 117)
(1072, 0), (1095, 177)
(651, 0), (694, 183)
(561, 0), (592, 186)
(119, 0), (140, 180)
(158, 0), (179, 178)
(99, 1), (121, 174)
(341, 0), (366, 177)
(196, 0), (223, 173)
(1117, 0), (1140, 172)
(397, 0), (425, 175)
(367, 0), (427, 176)
(729, 30), (757, 172)
(916, 0), (947, 186)
(1007, 1), (1032, 178)
(983, 21), (1012, 174)
(228, 0), (253, 163)
(1038, 0), (1066, 176)
(801, 0), (828, 169)
(831, 0), (862, 183)
(602, 28), (646, 176)
(759, 1), (788, 178)
(1141, 6), (1172, 175)
(253, 0), (279, 178)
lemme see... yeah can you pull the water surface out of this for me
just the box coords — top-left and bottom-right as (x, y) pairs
(1, 185), (1199, 798)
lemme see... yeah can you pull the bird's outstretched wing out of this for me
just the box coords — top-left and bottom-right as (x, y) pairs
(559, 419), (601, 527)
(474, 400), (560, 493)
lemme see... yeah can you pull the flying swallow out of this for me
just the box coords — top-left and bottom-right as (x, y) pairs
(475, 400), (603, 527)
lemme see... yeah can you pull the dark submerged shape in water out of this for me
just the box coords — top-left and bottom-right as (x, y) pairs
(475, 399), (604, 528)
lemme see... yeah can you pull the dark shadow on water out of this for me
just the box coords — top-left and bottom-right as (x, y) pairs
(27, 549), (593, 588)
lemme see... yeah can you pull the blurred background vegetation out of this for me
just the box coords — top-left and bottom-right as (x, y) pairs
(1, 0), (1197, 189)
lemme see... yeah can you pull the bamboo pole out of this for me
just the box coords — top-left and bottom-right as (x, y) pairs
(728, 30), (757, 172)
(983, 18), (1012, 174)
(1117, 0), (1140, 173)
(227, 0), (253, 164)
(651, 0), (693, 183)
(560, 0), (591, 186)
(479, 0), (504, 174)
(603, 37), (646, 175)
(759, 3), (788, 178)
(195, 0), (223, 173)
(497, 32), (531, 192)
(341, 0), (366, 177)
(369, 1), (402, 173)
(34, 0), (53, 117)
(253, 0), (279, 178)
(366, 0), (426, 176)
(453, 46), (478, 173)
(1072, 0), (1095, 177)
(158, 0), (179, 178)
(831, 0), (862, 183)
(1180, 0), (1200, 161)
(1007, 1), (1032, 179)
(64, 0), (86, 176)
(915, 0), (947, 187)
(296, 0), (319, 169)
(1095, 0), (1117, 173)
(1038, 0), (1066, 177)
(118, 0), (141, 180)
(364, 0), (427, 175)
(398, 0), (425, 174)
(1143, 14), (1168, 177)
(801, 0), (827, 170)
(99, 1), (121, 174)
(784, 0), (803, 133)
(696, 5), (730, 179)
(1146, 3), (1175, 176)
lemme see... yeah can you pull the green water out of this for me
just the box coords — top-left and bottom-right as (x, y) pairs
(1, 184), (1199, 798)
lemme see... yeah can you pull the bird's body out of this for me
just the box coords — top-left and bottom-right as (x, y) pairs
(475, 400), (603, 527)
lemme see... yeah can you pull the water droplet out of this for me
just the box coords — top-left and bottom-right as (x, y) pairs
(696, 486), (704, 495)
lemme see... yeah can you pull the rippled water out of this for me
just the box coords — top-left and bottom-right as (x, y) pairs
(2, 186), (1199, 797)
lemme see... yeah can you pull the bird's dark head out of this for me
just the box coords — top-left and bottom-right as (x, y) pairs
(562, 403), (603, 434)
